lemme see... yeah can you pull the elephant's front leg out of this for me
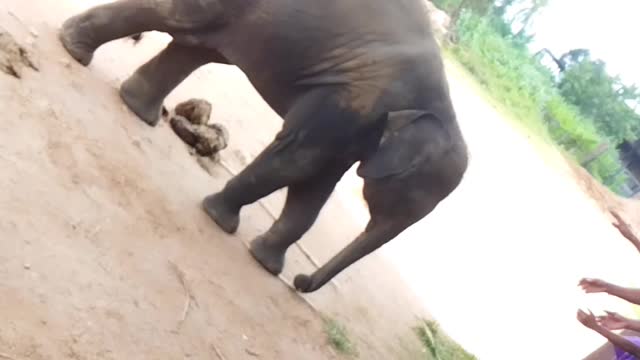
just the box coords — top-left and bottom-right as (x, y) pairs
(59, 0), (226, 66)
(119, 41), (229, 125)
(248, 164), (350, 275)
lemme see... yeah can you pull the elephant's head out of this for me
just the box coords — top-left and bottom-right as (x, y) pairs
(294, 110), (468, 293)
(357, 109), (456, 180)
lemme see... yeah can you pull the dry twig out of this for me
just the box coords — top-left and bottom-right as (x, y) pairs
(211, 344), (227, 360)
(168, 260), (196, 328)
(0, 352), (19, 360)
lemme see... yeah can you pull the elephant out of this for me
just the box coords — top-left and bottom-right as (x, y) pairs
(58, 0), (469, 293)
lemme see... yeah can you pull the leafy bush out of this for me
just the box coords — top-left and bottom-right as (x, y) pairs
(447, 10), (630, 194)
(543, 95), (601, 157)
(451, 11), (556, 132)
(430, 0), (464, 14)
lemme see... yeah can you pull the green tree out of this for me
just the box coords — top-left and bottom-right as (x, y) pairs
(508, 0), (549, 38)
(558, 54), (640, 143)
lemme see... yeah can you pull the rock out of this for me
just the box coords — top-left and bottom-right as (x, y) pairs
(170, 115), (229, 157)
(245, 348), (260, 357)
(174, 98), (212, 126)
(60, 58), (71, 69)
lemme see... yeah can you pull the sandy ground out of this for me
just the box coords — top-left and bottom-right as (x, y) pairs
(1, 1), (640, 359)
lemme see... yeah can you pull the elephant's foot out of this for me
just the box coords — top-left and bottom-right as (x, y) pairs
(293, 274), (315, 293)
(59, 15), (97, 66)
(202, 193), (240, 234)
(119, 74), (164, 126)
(249, 235), (286, 275)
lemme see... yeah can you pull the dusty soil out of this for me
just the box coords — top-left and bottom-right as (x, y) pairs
(2, 1), (640, 360)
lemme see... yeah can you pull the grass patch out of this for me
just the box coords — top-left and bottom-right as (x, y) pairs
(442, 50), (553, 148)
(324, 317), (358, 357)
(414, 319), (476, 360)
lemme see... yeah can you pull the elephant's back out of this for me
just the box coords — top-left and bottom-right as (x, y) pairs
(214, 0), (441, 114)
(220, 0), (434, 70)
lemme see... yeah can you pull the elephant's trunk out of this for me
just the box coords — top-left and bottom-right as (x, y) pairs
(293, 220), (401, 293)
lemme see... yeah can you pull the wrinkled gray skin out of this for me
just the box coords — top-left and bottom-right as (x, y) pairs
(59, 0), (469, 293)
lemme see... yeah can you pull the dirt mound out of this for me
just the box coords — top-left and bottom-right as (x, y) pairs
(0, 26), (38, 78)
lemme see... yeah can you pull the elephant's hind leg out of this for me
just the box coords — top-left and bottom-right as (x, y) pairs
(59, 0), (226, 66)
(249, 163), (350, 275)
(120, 42), (230, 126)
(201, 135), (333, 235)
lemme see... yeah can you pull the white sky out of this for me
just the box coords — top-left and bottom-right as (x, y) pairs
(530, 0), (639, 87)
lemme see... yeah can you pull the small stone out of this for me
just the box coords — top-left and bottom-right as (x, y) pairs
(170, 116), (229, 157)
(23, 263), (31, 270)
(245, 348), (260, 357)
(29, 28), (39, 38)
(131, 138), (142, 149)
(174, 98), (212, 125)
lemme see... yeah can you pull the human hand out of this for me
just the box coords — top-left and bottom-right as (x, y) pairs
(611, 210), (637, 242)
(597, 311), (629, 330)
(577, 309), (599, 330)
(579, 278), (610, 294)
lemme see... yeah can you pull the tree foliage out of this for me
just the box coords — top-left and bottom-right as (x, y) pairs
(558, 54), (640, 144)
(431, 0), (640, 195)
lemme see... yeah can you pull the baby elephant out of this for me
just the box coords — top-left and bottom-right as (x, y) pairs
(59, 0), (469, 293)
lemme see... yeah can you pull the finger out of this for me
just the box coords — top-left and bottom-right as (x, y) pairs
(578, 280), (592, 287)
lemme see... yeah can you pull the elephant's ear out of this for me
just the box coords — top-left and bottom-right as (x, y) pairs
(357, 110), (441, 179)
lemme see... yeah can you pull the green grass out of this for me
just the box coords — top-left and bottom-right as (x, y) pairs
(442, 50), (551, 142)
(324, 317), (358, 357)
(414, 319), (476, 360)
(440, 10), (631, 195)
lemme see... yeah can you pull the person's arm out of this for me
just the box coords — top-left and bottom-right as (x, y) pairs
(599, 311), (640, 333)
(603, 283), (640, 306)
(579, 278), (640, 306)
(578, 309), (640, 358)
(591, 324), (640, 357)
(624, 318), (640, 333)
(611, 210), (640, 254)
